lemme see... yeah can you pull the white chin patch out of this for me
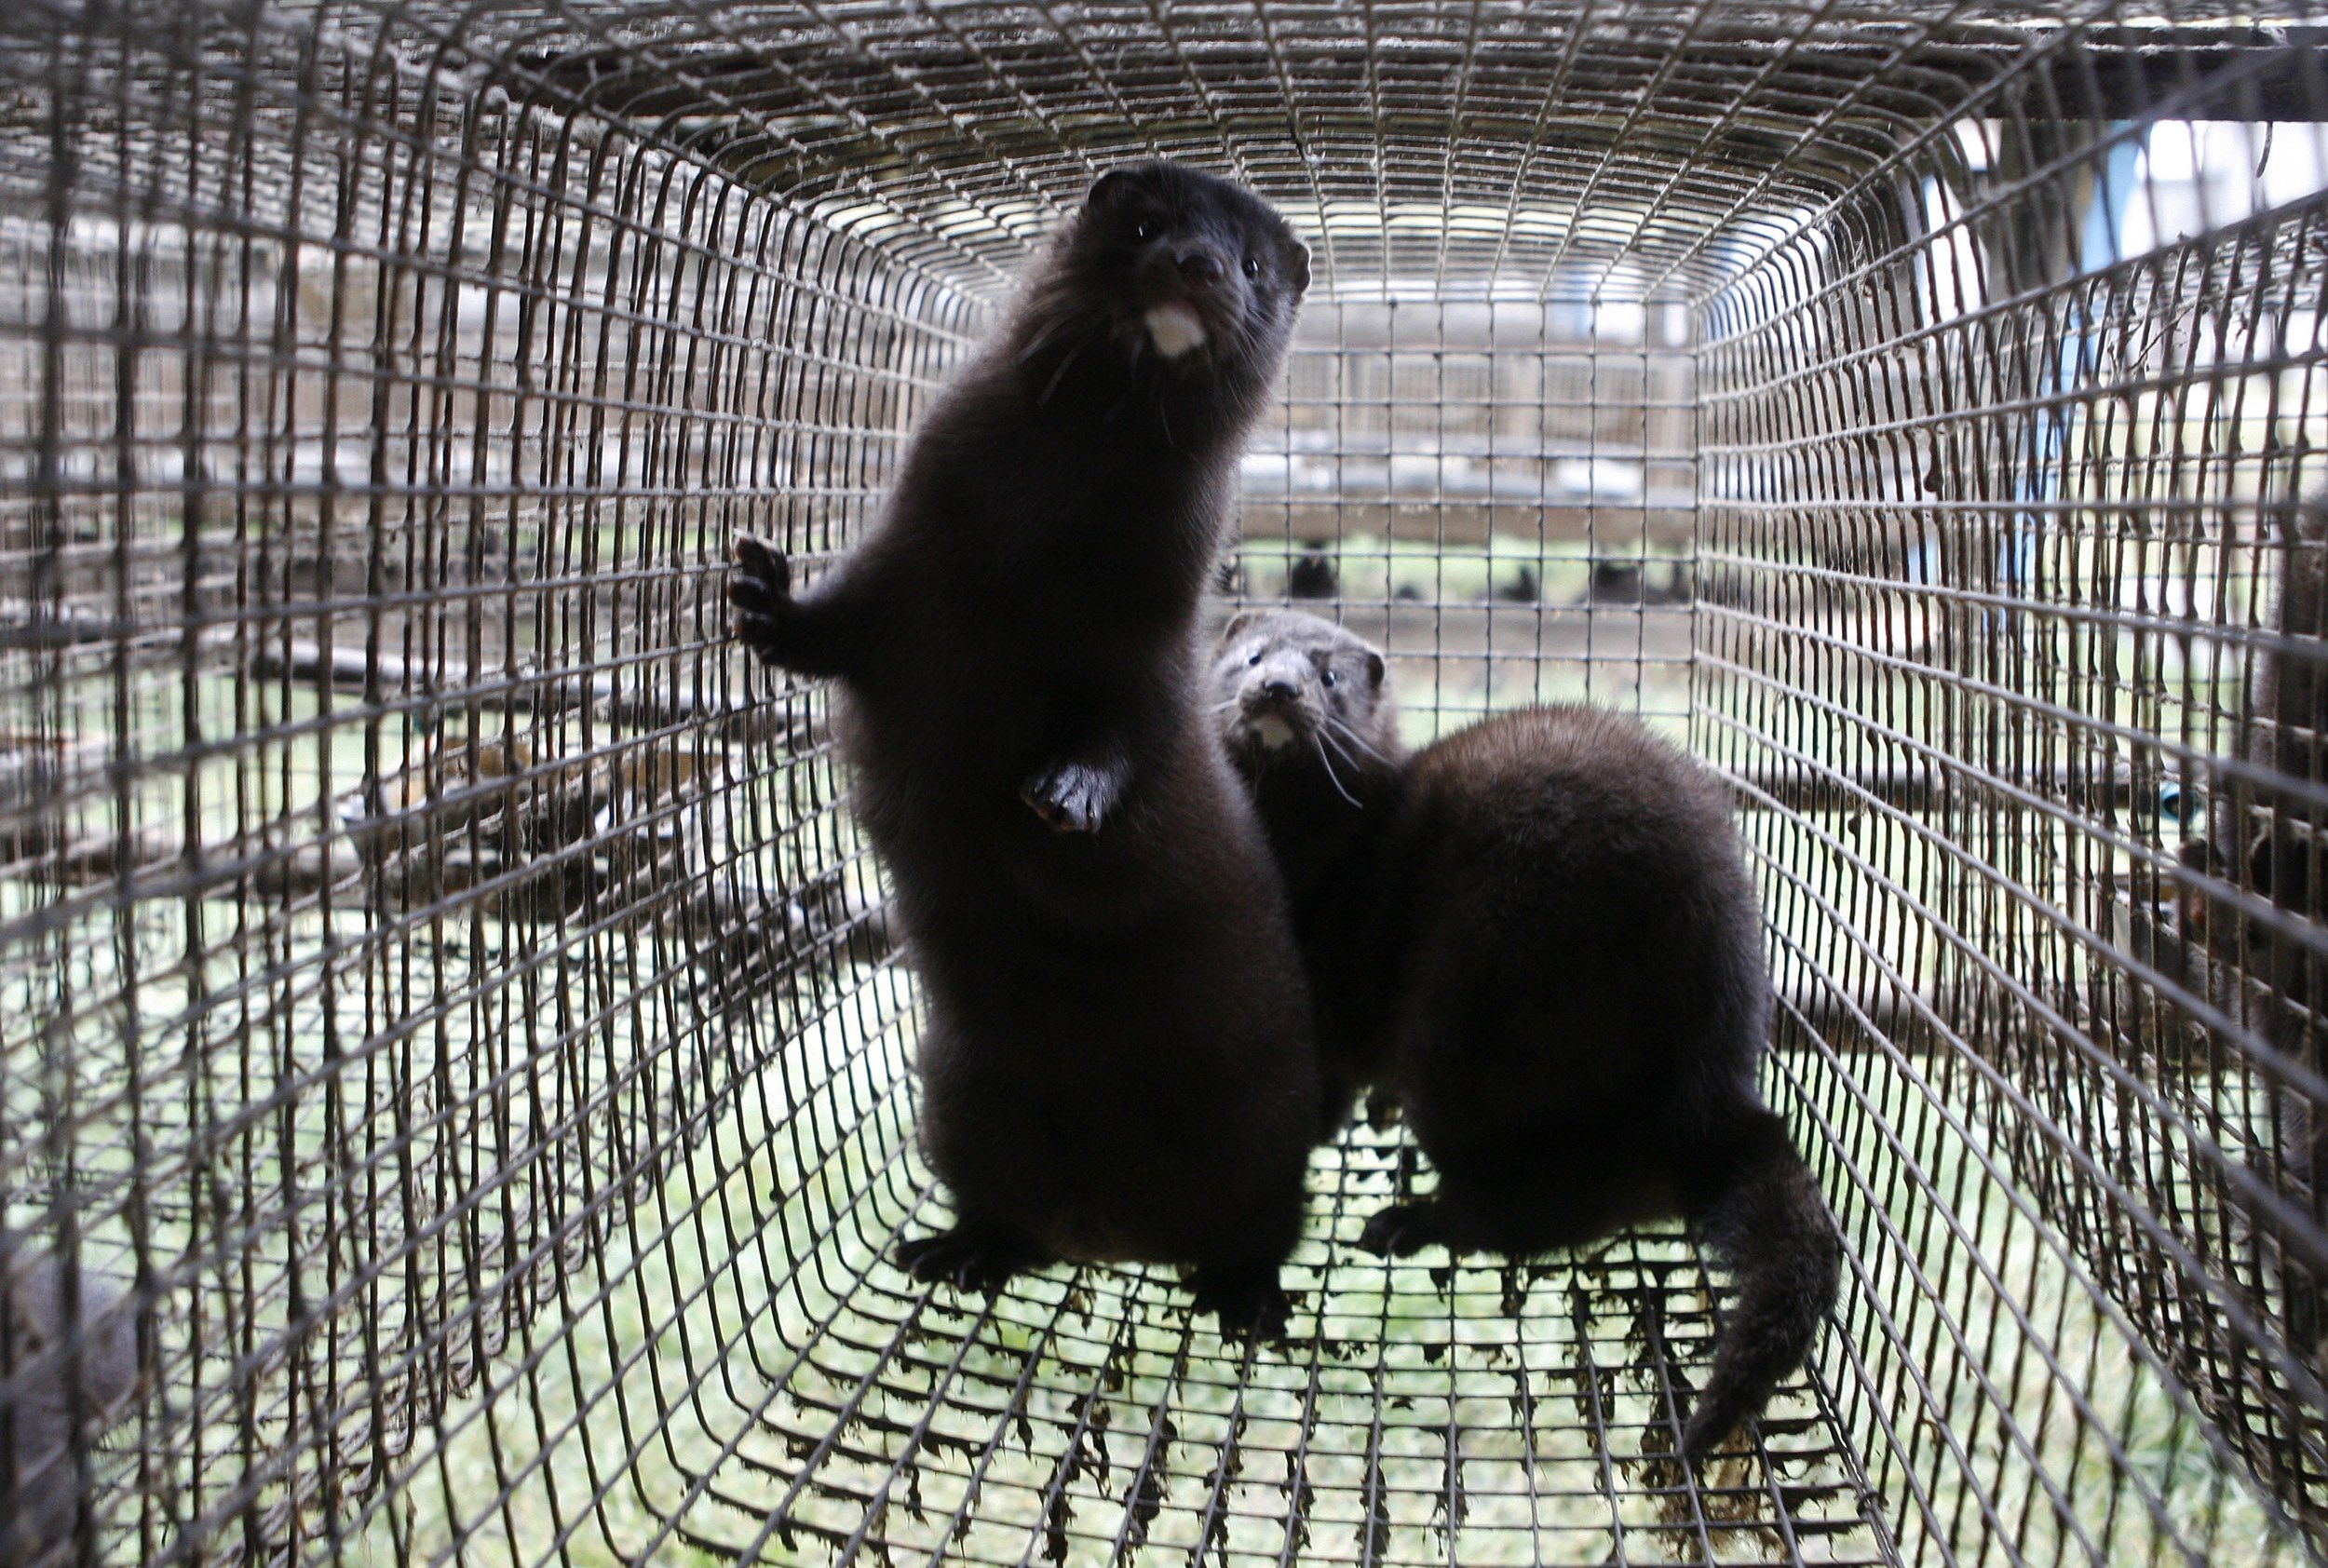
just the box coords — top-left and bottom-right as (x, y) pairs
(1144, 303), (1208, 358)
(1248, 715), (1295, 751)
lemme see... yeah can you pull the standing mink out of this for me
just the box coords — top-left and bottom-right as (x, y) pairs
(729, 164), (1319, 1331)
(1211, 609), (1841, 1456)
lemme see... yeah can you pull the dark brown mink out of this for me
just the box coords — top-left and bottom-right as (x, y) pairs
(0, 1238), (138, 1568)
(728, 163), (1320, 1333)
(1211, 609), (1841, 1456)
(2186, 496), (2328, 1363)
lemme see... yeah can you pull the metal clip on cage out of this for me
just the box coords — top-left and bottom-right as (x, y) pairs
(2, 2), (2326, 1563)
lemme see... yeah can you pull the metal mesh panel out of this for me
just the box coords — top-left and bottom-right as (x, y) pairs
(1698, 103), (2328, 1547)
(0, 3), (2323, 1565)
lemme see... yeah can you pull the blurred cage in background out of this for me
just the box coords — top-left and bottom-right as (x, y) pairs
(3, 1), (2328, 1564)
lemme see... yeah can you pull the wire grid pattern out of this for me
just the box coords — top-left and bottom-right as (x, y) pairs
(1697, 105), (2328, 1550)
(1242, 301), (1699, 736)
(0, 2), (2321, 1565)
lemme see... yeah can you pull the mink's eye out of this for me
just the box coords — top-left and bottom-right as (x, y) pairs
(1242, 255), (1261, 278)
(1322, 669), (1338, 688)
(1247, 651), (1263, 666)
(1133, 221), (1153, 241)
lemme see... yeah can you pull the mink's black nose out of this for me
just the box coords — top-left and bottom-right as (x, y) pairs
(1260, 677), (1296, 702)
(1178, 250), (1225, 289)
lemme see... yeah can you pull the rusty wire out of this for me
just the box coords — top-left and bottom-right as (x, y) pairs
(0, 1), (2324, 1563)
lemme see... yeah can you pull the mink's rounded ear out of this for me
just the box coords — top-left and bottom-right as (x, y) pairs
(1287, 241), (1312, 297)
(1221, 608), (1265, 645)
(1366, 652), (1386, 688)
(1087, 169), (1132, 211)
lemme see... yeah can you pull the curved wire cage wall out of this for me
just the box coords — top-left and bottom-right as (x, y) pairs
(2, 1), (2327, 1563)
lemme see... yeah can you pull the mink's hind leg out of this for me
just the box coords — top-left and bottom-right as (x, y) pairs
(1355, 1198), (1499, 1259)
(896, 1219), (1047, 1295)
(1185, 1262), (1291, 1342)
(1358, 1174), (1638, 1262)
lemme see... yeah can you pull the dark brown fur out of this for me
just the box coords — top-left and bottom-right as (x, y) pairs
(2203, 497), (2328, 1361)
(1212, 609), (1841, 1455)
(729, 164), (1319, 1331)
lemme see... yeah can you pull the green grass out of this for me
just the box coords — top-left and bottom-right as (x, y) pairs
(313, 1014), (2304, 1568)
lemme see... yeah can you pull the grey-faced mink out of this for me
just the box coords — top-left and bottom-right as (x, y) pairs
(728, 163), (1320, 1332)
(1, 1238), (138, 1566)
(1212, 609), (1842, 1455)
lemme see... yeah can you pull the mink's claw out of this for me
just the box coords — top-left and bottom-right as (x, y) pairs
(1022, 763), (1111, 833)
(1186, 1264), (1290, 1343)
(897, 1226), (1034, 1295)
(729, 536), (798, 664)
(731, 534), (792, 597)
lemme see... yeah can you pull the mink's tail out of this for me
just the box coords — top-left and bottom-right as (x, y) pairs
(1679, 1111), (1842, 1461)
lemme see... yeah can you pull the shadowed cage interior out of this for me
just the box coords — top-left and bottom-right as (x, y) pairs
(1, 1), (2325, 1563)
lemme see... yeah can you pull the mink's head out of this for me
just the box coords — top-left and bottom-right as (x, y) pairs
(1211, 608), (1399, 787)
(1011, 162), (1310, 432)
(0, 1236), (139, 1446)
(2277, 494), (2328, 634)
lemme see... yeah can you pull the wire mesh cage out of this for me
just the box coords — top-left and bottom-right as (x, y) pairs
(2, 1), (2327, 1563)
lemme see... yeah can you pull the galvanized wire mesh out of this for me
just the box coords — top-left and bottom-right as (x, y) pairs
(1, 1), (2325, 1564)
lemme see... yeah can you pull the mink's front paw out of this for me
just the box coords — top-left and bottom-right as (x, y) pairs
(728, 534), (797, 664)
(1022, 762), (1114, 833)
